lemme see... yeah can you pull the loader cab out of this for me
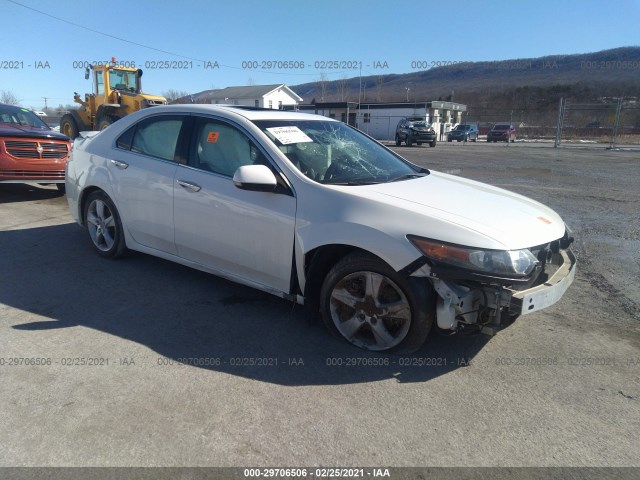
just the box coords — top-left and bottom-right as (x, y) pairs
(90, 66), (142, 98)
(107, 68), (141, 94)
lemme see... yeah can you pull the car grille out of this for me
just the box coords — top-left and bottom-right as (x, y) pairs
(0, 169), (65, 179)
(3, 140), (69, 159)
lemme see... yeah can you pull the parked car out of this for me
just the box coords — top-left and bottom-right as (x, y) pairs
(487, 124), (517, 142)
(448, 124), (479, 142)
(0, 103), (71, 191)
(395, 117), (437, 147)
(66, 105), (576, 353)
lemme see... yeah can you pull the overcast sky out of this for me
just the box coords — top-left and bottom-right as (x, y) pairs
(2, 0), (639, 109)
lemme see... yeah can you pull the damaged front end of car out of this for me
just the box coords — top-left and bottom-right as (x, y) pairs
(405, 228), (576, 335)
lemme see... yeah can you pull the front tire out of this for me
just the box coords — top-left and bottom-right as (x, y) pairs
(60, 114), (79, 139)
(429, 141), (436, 147)
(56, 184), (66, 194)
(405, 136), (413, 147)
(320, 253), (433, 353)
(395, 135), (401, 147)
(84, 191), (126, 258)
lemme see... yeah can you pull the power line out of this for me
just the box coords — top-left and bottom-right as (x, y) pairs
(7, 0), (204, 62)
(6, 0), (349, 78)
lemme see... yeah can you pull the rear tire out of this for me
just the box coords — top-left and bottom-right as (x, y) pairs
(97, 116), (116, 131)
(320, 252), (434, 353)
(84, 191), (126, 259)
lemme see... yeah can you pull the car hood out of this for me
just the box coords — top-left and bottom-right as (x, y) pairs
(0, 123), (69, 141)
(358, 170), (566, 250)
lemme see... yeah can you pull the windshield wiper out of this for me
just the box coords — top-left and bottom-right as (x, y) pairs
(326, 180), (381, 186)
(389, 173), (427, 182)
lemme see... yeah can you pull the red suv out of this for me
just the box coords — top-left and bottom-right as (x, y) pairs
(487, 123), (516, 143)
(0, 103), (71, 192)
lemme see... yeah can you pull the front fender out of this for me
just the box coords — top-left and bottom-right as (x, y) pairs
(294, 221), (421, 293)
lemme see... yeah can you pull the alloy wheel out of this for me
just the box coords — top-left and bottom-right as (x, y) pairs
(329, 271), (411, 350)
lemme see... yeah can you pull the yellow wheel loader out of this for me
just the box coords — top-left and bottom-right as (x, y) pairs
(61, 62), (167, 139)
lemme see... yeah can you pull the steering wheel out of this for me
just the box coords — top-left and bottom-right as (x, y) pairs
(323, 161), (343, 182)
(324, 156), (360, 182)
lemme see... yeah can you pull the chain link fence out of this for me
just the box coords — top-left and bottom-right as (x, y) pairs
(553, 98), (640, 148)
(443, 98), (640, 148)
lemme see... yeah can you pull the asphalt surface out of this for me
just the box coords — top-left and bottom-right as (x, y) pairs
(0, 142), (638, 468)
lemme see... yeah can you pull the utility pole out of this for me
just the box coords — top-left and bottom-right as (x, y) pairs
(610, 97), (623, 149)
(554, 97), (565, 148)
(358, 63), (362, 107)
(41, 97), (48, 113)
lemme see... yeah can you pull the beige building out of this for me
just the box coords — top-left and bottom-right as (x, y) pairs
(299, 101), (468, 141)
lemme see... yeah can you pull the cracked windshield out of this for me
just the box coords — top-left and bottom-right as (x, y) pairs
(255, 120), (425, 185)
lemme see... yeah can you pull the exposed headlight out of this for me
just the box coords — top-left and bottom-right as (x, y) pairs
(408, 236), (538, 277)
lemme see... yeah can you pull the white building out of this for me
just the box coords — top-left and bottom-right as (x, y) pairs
(187, 84), (302, 109)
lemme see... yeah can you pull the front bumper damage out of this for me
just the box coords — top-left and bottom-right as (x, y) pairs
(510, 248), (576, 316)
(411, 243), (577, 335)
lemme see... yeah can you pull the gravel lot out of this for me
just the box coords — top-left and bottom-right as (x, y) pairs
(0, 142), (638, 469)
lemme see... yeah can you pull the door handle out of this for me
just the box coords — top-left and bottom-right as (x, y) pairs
(110, 159), (129, 170)
(177, 180), (201, 192)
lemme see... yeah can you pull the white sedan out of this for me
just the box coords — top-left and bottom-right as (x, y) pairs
(65, 105), (576, 353)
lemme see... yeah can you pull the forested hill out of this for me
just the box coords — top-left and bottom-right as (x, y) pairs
(291, 47), (640, 107)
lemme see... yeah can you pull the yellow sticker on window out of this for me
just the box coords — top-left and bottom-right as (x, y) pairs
(207, 131), (219, 143)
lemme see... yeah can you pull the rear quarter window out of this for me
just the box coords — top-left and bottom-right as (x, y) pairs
(119, 116), (184, 162)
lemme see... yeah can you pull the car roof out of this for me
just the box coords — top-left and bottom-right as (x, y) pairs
(138, 104), (334, 122)
(1, 103), (28, 110)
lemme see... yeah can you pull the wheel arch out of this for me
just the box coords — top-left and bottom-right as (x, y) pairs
(302, 243), (378, 319)
(301, 234), (424, 313)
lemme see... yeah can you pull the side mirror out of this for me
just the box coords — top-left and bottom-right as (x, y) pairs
(233, 165), (278, 192)
(84, 68), (90, 80)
